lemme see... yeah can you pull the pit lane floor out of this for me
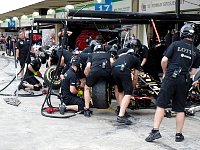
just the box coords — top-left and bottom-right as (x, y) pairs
(0, 52), (200, 150)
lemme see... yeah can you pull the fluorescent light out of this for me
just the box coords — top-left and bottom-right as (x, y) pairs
(12, 17), (18, 21)
(21, 15), (28, 20)
(65, 5), (74, 11)
(95, 0), (105, 4)
(47, 9), (55, 15)
(5, 18), (10, 22)
(32, 11), (39, 17)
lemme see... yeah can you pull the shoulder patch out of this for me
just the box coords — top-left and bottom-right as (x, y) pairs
(64, 73), (68, 78)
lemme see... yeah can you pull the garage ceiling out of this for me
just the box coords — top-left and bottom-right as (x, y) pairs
(0, 0), (92, 20)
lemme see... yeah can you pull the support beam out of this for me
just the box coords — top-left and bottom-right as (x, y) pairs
(68, 9), (200, 21)
(33, 18), (150, 24)
(175, 0), (180, 30)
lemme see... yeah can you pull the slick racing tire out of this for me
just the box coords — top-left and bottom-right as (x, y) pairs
(44, 65), (61, 90)
(92, 80), (111, 109)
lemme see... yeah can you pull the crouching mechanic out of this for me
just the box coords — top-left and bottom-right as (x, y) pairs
(19, 50), (46, 91)
(60, 56), (85, 114)
(111, 49), (140, 125)
(84, 44), (112, 117)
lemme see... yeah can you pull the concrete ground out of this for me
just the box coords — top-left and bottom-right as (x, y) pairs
(0, 51), (200, 150)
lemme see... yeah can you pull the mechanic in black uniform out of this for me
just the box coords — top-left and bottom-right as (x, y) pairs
(66, 40), (100, 92)
(16, 30), (31, 78)
(78, 40), (98, 73)
(112, 49), (140, 125)
(117, 40), (133, 56)
(58, 45), (72, 68)
(60, 56), (85, 113)
(19, 47), (46, 91)
(132, 39), (160, 82)
(145, 22), (200, 142)
(57, 28), (73, 79)
(84, 44), (112, 117)
(164, 29), (172, 48)
(58, 28), (72, 47)
(81, 40), (98, 54)
(172, 29), (180, 42)
(46, 46), (60, 68)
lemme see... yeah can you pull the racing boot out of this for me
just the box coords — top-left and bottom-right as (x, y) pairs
(117, 115), (132, 125)
(59, 104), (66, 115)
(115, 106), (131, 118)
(84, 108), (93, 117)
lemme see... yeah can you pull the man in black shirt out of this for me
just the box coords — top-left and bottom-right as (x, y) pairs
(0, 34), (5, 51)
(58, 28), (72, 47)
(145, 22), (200, 142)
(60, 56), (85, 112)
(164, 30), (172, 48)
(16, 30), (31, 78)
(9, 34), (16, 56)
(81, 40), (97, 54)
(19, 48), (45, 91)
(172, 29), (180, 42)
(84, 44), (112, 117)
(112, 49), (140, 125)
(117, 39), (160, 82)
(133, 39), (160, 82)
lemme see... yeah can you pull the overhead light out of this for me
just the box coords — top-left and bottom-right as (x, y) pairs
(32, 11), (39, 18)
(5, 18), (10, 22)
(12, 17), (18, 21)
(21, 15), (28, 20)
(65, 5), (75, 11)
(95, 0), (105, 4)
(65, 5), (75, 16)
(47, 9), (55, 15)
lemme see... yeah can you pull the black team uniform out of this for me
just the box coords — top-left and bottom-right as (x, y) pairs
(16, 38), (31, 68)
(61, 67), (84, 111)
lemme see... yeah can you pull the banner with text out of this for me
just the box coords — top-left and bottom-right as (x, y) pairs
(139, 0), (200, 13)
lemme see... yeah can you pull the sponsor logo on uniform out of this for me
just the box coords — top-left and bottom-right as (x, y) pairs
(181, 53), (191, 59)
(177, 47), (196, 56)
(64, 73), (68, 78)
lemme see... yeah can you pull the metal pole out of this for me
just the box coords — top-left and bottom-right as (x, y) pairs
(175, 0), (180, 30)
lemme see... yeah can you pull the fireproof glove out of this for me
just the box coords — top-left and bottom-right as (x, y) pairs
(37, 71), (42, 77)
(33, 70), (38, 76)
(33, 71), (42, 77)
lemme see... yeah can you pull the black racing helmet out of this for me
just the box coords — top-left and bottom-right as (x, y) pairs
(39, 52), (47, 64)
(112, 44), (118, 50)
(89, 40), (98, 50)
(180, 22), (197, 38)
(93, 44), (104, 52)
(127, 49), (135, 55)
(71, 56), (81, 67)
(130, 39), (142, 49)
